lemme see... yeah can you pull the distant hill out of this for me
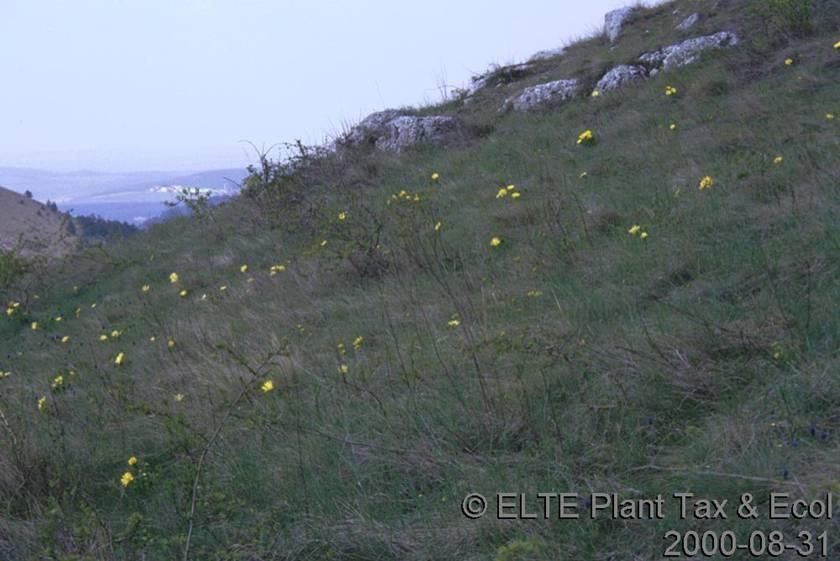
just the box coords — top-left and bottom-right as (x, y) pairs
(0, 186), (78, 258)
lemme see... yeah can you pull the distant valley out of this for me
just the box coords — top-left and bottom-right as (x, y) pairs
(0, 167), (249, 224)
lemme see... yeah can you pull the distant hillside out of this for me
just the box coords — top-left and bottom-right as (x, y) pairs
(0, 186), (78, 258)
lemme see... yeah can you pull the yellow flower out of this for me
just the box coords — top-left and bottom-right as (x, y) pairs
(55, 316), (62, 322)
(99, 334), (109, 342)
(220, 285), (228, 291)
(142, 284), (151, 293)
(338, 211), (347, 221)
(167, 338), (176, 349)
(240, 264), (249, 273)
(490, 237), (502, 247)
(337, 342), (346, 355)
(579, 171), (588, 179)
(149, 336), (156, 342)
(640, 231), (649, 240)
(179, 289), (188, 298)
(773, 155), (784, 165)
(31, 322), (39, 331)
(527, 290), (544, 297)
(431, 172), (440, 181)
(320, 240), (328, 247)
(784, 57), (794, 66)
(827, 113), (835, 120)
(175, 393), (185, 402)
(665, 85), (678, 96)
(576, 129), (594, 145)
(628, 225), (641, 236)
(339, 364), (349, 375)
(74, 308), (81, 318)
(353, 336), (364, 349)
(434, 221), (442, 232)
(591, 90), (601, 97)
(698, 176), (715, 190)
(270, 264), (286, 276)
(37, 396), (47, 411)
(60, 336), (70, 344)
(169, 272), (179, 284)
(834, 40), (840, 49)
(115, 352), (125, 366)
(0, 371), (11, 379)
(51, 375), (64, 389)
(111, 330), (121, 338)
(496, 187), (508, 199)
(128, 456), (138, 466)
(90, 303), (97, 309)
(669, 123), (677, 130)
(447, 314), (461, 328)
(511, 192), (521, 199)
(120, 471), (135, 488)
(261, 380), (274, 393)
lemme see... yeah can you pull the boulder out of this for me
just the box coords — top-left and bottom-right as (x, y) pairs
(465, 62), (534, 97)
(605, 7), (635, 43)
(595, 64), (647, 92)
(639, 31), (739, 70)
(343, 111), (464, 153)
(528, 47), (566, 62)
(505, 79), (579, 112)
(676, 13), (701, 31)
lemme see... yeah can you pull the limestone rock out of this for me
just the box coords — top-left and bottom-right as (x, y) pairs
(677, 13), (701, 31)
(639, 31), (739, 70)
(505, 79), (579, 112)
(595, 64), (647, 92)
(605, 7), (635, 43)
(343, 111), (464, 153)
(528, 47), (566, 62)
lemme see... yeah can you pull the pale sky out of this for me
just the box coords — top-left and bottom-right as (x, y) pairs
(1, 0), (641, 172)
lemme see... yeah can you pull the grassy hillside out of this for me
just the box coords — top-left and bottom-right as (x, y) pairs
(1, 0), (838, 559)
(0, 187), (78, 259)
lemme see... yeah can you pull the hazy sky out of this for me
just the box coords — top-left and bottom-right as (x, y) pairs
(1, 0), (641, 172)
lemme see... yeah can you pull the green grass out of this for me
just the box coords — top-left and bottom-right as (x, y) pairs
(1, 0), (839, 559)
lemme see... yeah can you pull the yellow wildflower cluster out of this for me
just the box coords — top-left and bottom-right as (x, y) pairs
(526, 290), (544, 298)
(577, 129), (594, 145)
(773, 155), (784, 165)
(490, 236), (503, 248)
(51, 375), (64, 389)
(495, 185), (521, 200)
(628, 225), (649, 240)
(142, 284), (151, 293)
(431, 172), (440, 182)
(827, 113), (835, 120)
(261, 380), (274, 393)
(0, 371), (12, 379)
(447, 313), (461, 328)
(698, 176), (715, 190)
(120, 471), (135, 488)
(270, 264), (286, 276)
(115, 352), (126, 366)
(389, 189), (422, 203)
(5, 301), (20, 316)
(591, 90), (601, 97)
(337, 211), (347, 221)
(37, 396), (47, 412)
(784, 57), (794, 66)
(240, 264), (249, 273)
(352, 336), (364, 350)
(665, 85), (678, 96)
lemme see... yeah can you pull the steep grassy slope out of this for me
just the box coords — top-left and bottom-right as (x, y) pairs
(0, 187), (78, 258)
(1, 1), (839, 559)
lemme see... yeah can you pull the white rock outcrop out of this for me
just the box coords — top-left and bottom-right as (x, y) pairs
(605, 7), (635, 43)
(528, 47), (566, 62)
(595, 64), (648, 92)
(677, 13), (701, 31)
(343, 111), (464, 153)
(505, 79), (579, 112)
(639, 31), (739, 70)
